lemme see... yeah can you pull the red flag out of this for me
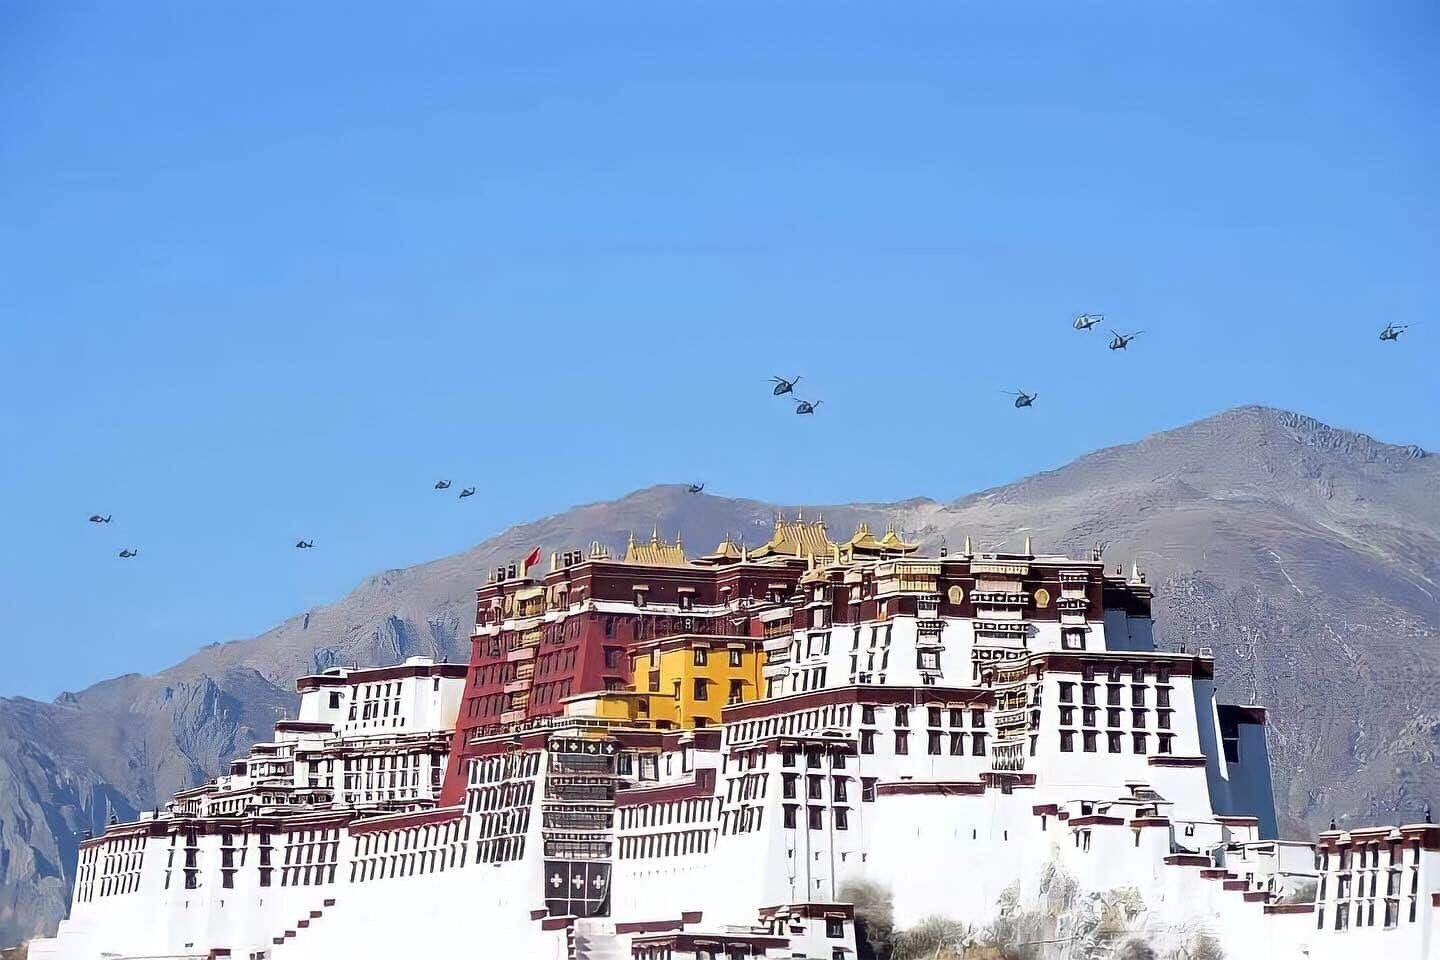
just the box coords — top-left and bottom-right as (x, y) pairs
(524, 547), (542, 571)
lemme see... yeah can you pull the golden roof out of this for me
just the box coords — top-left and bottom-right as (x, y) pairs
(846, 522), (885, 552)
(876, 524), (918, 552)
(624, 529), (688, 567)
(750, 514), (836, 559)
(703, 534), (745, 561)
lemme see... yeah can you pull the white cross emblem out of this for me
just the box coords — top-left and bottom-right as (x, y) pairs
(550, 873), (563, 888)
(572, 874), (585, 889)
(592, 874), (605, 890)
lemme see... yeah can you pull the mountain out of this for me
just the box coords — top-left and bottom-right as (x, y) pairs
(2, 405), (1436, 945)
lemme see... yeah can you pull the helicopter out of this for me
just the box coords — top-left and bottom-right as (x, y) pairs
(1108, 330), (1142, 350)
(88, 514), (112, 524)
(295, 540), (314, 549)
(1379, 322), (1411, 341)
(117, 548), (138, 559)
(687, 482), (705, 494)
(1004, 389), (1037, 409)
(458, 487), (476, 499)
(1073, 313), (1104, 331)
(794, 399), (822, 415)
(771, 375), (801, 396)
(434, 479), (451, 490)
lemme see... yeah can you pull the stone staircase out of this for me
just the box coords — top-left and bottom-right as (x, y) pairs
(268, 898), (337, 954)
(570, 919), (625, 960)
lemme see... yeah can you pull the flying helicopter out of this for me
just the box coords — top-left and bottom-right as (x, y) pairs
(1073, 313), (1104, 331)
(434, 479), (451, 490)
(687, 482), (705, 494)
(771, 376), (801, 396)
(117, 548), (138, 558)
(794, 399), (822, 415)
(89, 514), (112, 524)
(295, 540), (314, 549)
(1379, 322), (1411, 341)
(1004, 390), (1037, 409)
(1108, 330), (1142, 350)
(458, 487), (476, 499)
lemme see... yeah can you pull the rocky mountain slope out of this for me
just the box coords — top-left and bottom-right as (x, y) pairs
(2, 405), (1436, 945)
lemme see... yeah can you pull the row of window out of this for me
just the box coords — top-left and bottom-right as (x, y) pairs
(618, 796), (719, 830)
(1057, 682), (1172, 707)
(1322, 840), (1424, 871)
(1059, 730), (1174, 754)
(1318, 896), (1418, 932)
(1058, 706), (1174, 729)
(618, 828), (714, 860)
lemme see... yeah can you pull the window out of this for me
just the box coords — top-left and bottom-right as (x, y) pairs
(808, 807), (823, 830)
(971, 733), (987, 756)
(1157, 734), (1173, 754)
(1060, 731), (1075, 752)
(693, 679), (708, 701)
(1132, 686), (1146, 707)
(860, 731), (876, 754)
(1132, 732), (1148, 754)
(1132, 709), (1147, 728)
(1082, 708), (1097, 727)
(971, 709), (985, 727)
(1220, 714), (1241, 763)
(927, 707), (942, 727)
(861, 777), (877, 802)
(894, 732), (910, 755)
(1058, 682), (1074, 703)
(1083, 731), (1097, 753)
(894, 706), (909, 727)
(783, 805), (797, 829)
(1083, 685), (1097, 706)
(783, 774), (798, 799)
(834, 807), (849, 830)
(328, 692), (341, 710)
(729, 649), (743, 667)
(832, 777), (848, 801)
(861, 705), (876, 724)
(950, 732), (964, 755)
(1157, 687), (1171, 707)
(827, 917), (845, 938)
(1385, 899), (1398, 928)
(604, 647), (623, 670)
(1059, 707), (1074, 726)
(1106, 686), (1120, 706)
(1107, 708), (1122, 727)
(928, 732), (942, 755)
(808, 775), (823, 800)
(693, 648), (708, 666)
(1335, 902), (1349, 931)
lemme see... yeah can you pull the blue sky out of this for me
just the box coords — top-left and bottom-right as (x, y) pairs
(1, 1), (1435, 699)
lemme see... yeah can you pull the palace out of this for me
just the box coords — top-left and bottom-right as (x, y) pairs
(30, 519), (1440, 959)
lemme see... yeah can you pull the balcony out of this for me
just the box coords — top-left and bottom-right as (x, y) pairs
(991, 741), (1026, 773)
(545, 778), (615, 803)
(971, 591), (1029, 606)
